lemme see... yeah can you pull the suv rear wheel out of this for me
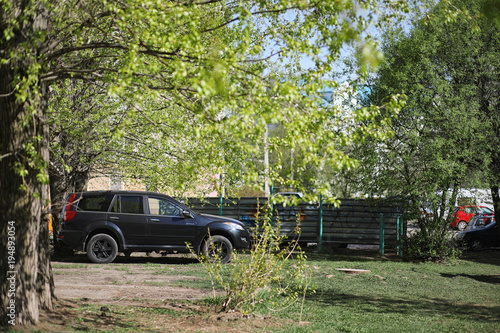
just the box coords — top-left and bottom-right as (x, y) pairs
(202, 235), (233, 264)
(87, 234), (118, 263)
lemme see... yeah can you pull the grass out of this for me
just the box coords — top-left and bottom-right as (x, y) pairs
(119, 250), (500, 332)
(15, 249), (500, 332)
(268, 251), (500, 332)
(142, 281), (169, 286)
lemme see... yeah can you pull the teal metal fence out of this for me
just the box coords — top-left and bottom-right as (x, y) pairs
(186, 197), (405, 251)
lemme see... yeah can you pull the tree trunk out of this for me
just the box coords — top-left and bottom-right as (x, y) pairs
(37, 105), (55, 309)
(0, 65), (43, 327)
(49, 162), (90, 257)
(491, 186), (500, 224)
(0, 2), (53, 326)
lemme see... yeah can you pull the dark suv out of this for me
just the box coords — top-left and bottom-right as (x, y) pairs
(59, 191), (250, 263)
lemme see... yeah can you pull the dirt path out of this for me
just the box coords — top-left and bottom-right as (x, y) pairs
(44, 253), (284, 332)
(52, 253), (215, 306)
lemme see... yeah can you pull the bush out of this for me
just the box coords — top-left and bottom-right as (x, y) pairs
(195, 203), (313, 314)
(404, 216), (461, 262)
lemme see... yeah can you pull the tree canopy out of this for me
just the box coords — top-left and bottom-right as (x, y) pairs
(1, 0), (413, 326)
(40, 0), (411, 200)
(357, 0), (500, 259)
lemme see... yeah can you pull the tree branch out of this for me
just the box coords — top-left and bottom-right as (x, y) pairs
(202, 5), (301, 33)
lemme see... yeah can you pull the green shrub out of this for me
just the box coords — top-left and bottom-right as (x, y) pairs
(404, 216), (461, 262)
(195, 204), (313, 314)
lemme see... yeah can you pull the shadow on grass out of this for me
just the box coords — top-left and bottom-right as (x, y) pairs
(304, 249), (401, 263)
(40, 299), (138, 332)
(305, 248), (500, 266)
(459, 249), (500, 267)
(308, 289), (500, 324)
(440, 273), (500, 285)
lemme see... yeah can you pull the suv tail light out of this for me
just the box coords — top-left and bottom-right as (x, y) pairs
(63, 193), (77, 222)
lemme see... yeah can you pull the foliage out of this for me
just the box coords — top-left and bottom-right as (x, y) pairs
(0, 0), (422, 326)
(403, 217), (461, 262)
(194, 205), (312, 314)
(37, 0), (411, 198)
(353, 0), (500, 260)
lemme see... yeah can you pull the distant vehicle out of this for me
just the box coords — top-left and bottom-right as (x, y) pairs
(59, 191), (250, 263)
(420, 201), (434, 219)
(464, 214), (495, 231)
(455, 221), (500, 251)
(450, 205), (494, 231)
(274, 192), (304, 199)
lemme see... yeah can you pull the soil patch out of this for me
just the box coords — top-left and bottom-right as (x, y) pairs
(52, 252), (215, 305)
(28, 252), (289, 332)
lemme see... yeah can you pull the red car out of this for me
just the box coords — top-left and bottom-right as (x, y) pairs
(450, 205), (494, 231)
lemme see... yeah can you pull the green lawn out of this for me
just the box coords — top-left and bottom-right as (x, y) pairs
(271, 251), (500, 332)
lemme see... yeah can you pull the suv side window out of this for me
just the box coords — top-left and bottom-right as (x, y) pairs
(148, 197), (182, 216)
(111, 195), (144, 214)
(78, 194), (114, 212)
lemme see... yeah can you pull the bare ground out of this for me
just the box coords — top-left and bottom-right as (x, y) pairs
(53, 254), (213, 305)
(29, 252), (288, 332)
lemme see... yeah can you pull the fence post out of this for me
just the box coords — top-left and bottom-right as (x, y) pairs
(396, 215), (400, 256)
(399, 214), (404, 257)
(379, 213), (385, 255)
(318, 194), (323, 252)
(270, 185), (274, 224)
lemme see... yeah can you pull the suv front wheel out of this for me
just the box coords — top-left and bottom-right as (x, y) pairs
(469, 238), (483, 251)
(202, 235), (233, 264)
(87, 234), (118, 263)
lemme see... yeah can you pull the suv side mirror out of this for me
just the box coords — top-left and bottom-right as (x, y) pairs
(181, 210), (193, 219)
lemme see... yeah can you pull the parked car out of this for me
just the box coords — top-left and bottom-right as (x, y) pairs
(58, 191), (250, 263)
(420, 201), (434, 219)
(455, 221), (500, 251)
(464, 214), (495, 231)
(450, 205), (494, 231)
(274, 192), (304, 199)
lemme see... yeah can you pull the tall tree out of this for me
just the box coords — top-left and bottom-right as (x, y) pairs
(357, 0), (500, 259)
(1, 0), (410, 326)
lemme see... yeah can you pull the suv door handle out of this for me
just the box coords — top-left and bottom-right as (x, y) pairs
(151, 218), (160, 222)
(110, 216), (119, 220)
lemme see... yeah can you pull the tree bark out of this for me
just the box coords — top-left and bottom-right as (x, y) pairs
(0, 1), (53, 326)
(49, 167), (89, 256)
(37, 95), (55, 309)
(0, 63), (43, 327)
(491, 186), (500, 224)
